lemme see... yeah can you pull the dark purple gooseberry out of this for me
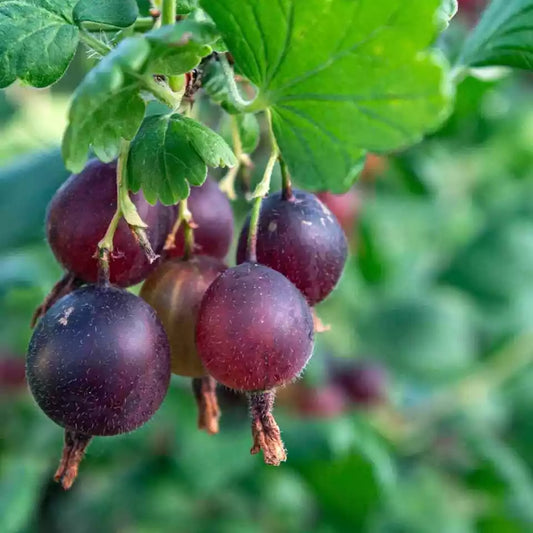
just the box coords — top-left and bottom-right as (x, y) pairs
(166, 177), (234, 259)
(196, 262), (314, 392)
(237, 189), (347, 305)
(26, 284), (170, 488)
(46, 159), (174, 287)
(196, 262), (314, 465)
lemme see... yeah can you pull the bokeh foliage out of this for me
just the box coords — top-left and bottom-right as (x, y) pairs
(3, 5), (533, 533)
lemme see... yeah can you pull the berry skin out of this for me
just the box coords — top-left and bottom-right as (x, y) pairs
(237, 190), (347, 305)
(140, 256), (227, 378)
(46, 159), (174, 287)
(167, 177), (234, 259)
(27, 285), (171, 436)
(196, 262), (314, 392)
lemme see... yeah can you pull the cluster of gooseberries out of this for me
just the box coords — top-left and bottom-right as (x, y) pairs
(27, 156), (349, 488)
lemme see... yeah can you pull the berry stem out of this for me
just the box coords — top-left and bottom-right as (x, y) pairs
(246, 196), (262, 263)
(219, 116), (244, 200)
(97, 140), (152, 282)
(161, 0), (176, 26)
(139, 75), (185, 110)
(279, 155), (293, 200)
(83, 17), (156, 33)
(161, 0), (183, 93)
(246, 110), (278, 262)
(180, 199), (196, 260)
(248, 390), (287, 466)
(164, 198), (195, 258)
(192, 376), (220, 435)
(31, 272), (83, 328)
(54, 430), (92, 490)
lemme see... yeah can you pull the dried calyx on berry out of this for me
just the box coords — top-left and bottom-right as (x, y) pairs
(26, 285), (171, 489)
(196, 261), (314, 464)
(140, 255), (227, 434)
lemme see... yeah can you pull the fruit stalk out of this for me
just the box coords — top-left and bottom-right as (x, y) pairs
(279, 156), (293, 201)
(246, 111), (278, 262)
(161, 0), (176, 27)
(192, 376), (220, 435)
(180, 199), (195, 260)
(219, 116), (244, 200)
(54, 430), (92, 490)
(164, 198), (195, 258)
(96, 140), (129, 281)
(97, 140), (154, 281)
(248, 390), (287, 465)
(83, 18), (156, 33)
(161, 0), (182, 93)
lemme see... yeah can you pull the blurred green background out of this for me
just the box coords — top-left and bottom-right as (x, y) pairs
(3, 3), (533, 532)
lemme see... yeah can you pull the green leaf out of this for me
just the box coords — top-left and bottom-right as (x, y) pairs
(128, 114), (236, 205)
(62, 37), (150, 172)
(459, 0), (533, 70)
(73, 0), (139, 28)
(176, 0), (198, 15)
(145, 20), (216, 75)
(136, 0), (151, 16)
(236, 113), (260, 154)
(201, 0), (452, 192)
(0, 0), (79, 88)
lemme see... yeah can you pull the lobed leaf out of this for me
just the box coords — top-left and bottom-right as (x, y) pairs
(459, 0), (533, 70)
(176, 0), (197, 15)
(73, 0), (139, 28)
(201, 0), (453, 192)
(145, 20), (217, 75)
(0, 0), (79, 88)
(62, 37), (150, 172)
(128, 113), (236, 205)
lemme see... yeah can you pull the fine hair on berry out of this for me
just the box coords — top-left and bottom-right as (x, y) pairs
(27, 285), (171, 436)
(196, 262), (314, 392)
(46, 159), (174, 287)
(237, 189), (347, 305)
